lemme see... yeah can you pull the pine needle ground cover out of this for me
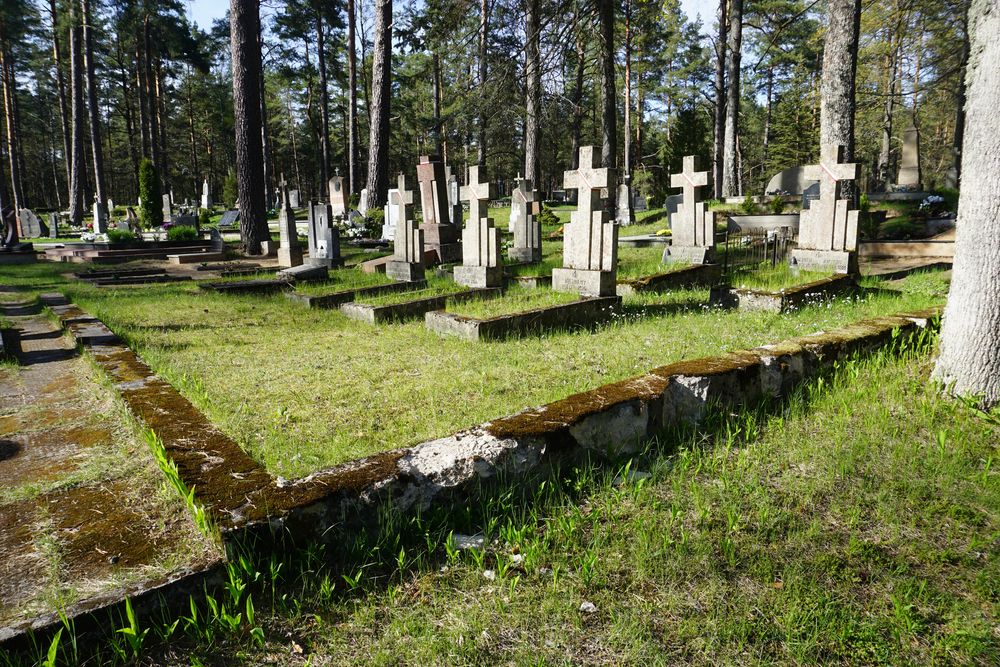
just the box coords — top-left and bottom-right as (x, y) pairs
(0, 263), (949, 479)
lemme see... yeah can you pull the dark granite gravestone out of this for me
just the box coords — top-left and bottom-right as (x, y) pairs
(218, 210), (240, 228)
(801, 182), (821, 210)
(633, 193), (648, 211)
(210, 228), (226, 253)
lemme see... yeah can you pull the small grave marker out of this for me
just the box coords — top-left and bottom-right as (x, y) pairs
(455, 166), (503, 288)
(277, 180), (303, 268)
(509, 178), (542, 263)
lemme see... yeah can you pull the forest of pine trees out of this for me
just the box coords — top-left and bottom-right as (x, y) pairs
(0, 0), (971, 224)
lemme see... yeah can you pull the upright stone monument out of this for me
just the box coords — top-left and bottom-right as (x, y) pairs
(48, 213), (60, 238)
(791, 143), (860, 274)
(551, 146), (618, 297)
(328, 174), (347, 217)
(162, 194), (173, 220)
(277, 183), (303, 268)
(92, 202), (109, 234)
(357, 188), (369, 216)
(382, 177), (407, 241)
(289, 190), (301, 209)
(509, 178), (541, 263)
(201, 179), (213, 209)
(895, 125), (922, 190)
(306, 201), (342, 268)
(17, 209), (44, 238)
(616, 176), (635, 226)
(386, 174), (425, 282)
(454, 166), (503, 288)
(416, 155), (461, 263)
(663, 155), (714, 264)
(445, 166), (463, 227)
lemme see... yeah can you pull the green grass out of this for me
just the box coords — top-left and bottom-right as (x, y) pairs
(0, 262), (951, 479)
(359, 276), (466, 306)
(290, 268), (394, 296)
(730, 263), (832, 291)
(94, 332), (1000, 666)
(446, 286), (580, 319)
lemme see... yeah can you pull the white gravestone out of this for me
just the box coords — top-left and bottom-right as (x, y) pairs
(616, 177), (635, 226)
(663, 155), (714, 264)
(509, 178), (542, 263)
(454, 166), (503, 289)
(357, 188), (369, 216)
(445, 165), (463, 227)
(162, 194), (173, 220)
(382, 186), (401, 241)
(328, 175), (347, 217)
(288, 189), (301, 209)
(551, 146), (618, 297)
(201, 179), (213, 209)
(92, 202), (109, 234)
(386, 174), (425, 282)
(895, 126), (921, 190)
(790, 143), (860, 274)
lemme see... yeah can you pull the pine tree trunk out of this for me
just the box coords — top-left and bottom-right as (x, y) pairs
(477, 0), (489, 168)
(570, 2), (585, 170)
(762, 65), (772, 172)
(49, 0), (72, 205)
(623, 0), (632, 177)
(229, 0), (268, 252)
(933, 0), (1000, 407)
(877, 30), (898, 191)
(597, 0), (616, 170)
(155, 62), (169, 194)
(524, 0), (540, 181)
(347, 0), (359, 197)
(1, 44), (24, 215)
(365, 0), (391, 209)
(721, 0), (742, 198)
(259, 27), (273, 210)
(431, 52), (443, 158)
(820, 0), (861, 160)
(68, 0), (85, 225)
(316, 12), (330, 188)
(712, 0), (727, 198)
(136, 45), (149, 158)
(82, 0), (105, 215)
(951, 5), (971, 187)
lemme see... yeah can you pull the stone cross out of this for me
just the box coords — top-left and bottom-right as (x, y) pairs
(510, 178), (541, 263)
(386, 173), (425, 282)
(668, 155), (711, 249)
(277, 176), (302, 267)
(799, 143), (860, 253)
(416, 155), (451, 227)
(454, 166), (501, 288)
(201, 178), (212, 210)
(328, 175), (347, 216)
(563, 146), (610, 226)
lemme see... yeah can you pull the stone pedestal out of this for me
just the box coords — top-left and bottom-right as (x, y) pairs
(260, 241), (278, 257)
(509, 246), (541, 264)
(552, 267), (616, 297)
(789, 248), (857, 275)
(386, 260), (424, 282)
(420, 223), (462, 264)
(662, 245), (715, 265)
(454, 265), (503, 289)
(278, 244), (302, 268)
(309, 227), (342, 268)
(92, 203), (108, 234)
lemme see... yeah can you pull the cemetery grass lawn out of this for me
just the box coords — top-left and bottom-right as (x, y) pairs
(166, 339), (1000, 665)
(445, 286), (581, 319)
(290, 268), (394, 296)
(729, 263), (832, 291)
(0, 263), (950, 479)
(358, 277), (468, 306)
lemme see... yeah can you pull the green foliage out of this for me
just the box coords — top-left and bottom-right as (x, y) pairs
(859, 194), (881, 240)
(222, 170), (238, 208)
(769, 194), (786, 215)
(167, 225), (199, 241)
(138, 159), (163, 230)
(361, 209), (384, 239)
(538, 205), (560, 227)
(107, 229), (138, 244)
(198, 208), (212, 228)
(739, 195), (760, 215)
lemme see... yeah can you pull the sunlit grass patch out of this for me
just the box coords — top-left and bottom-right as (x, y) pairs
(446, 287), (581, 319)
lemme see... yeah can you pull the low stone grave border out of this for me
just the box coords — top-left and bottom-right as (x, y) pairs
(5, 294), (939, 653)
(426, 296), (620, 341)
(616, 264), (721, 296)
(340, 287), (500, 324)
(199, 277), (293, 295)
(285, 279), (427, 309)
(709, 274), (857, 313)
(507, 275), (552, 289)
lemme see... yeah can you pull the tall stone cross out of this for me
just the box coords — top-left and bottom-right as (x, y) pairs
(559, 145), (617, 277)
(279, 175), (291, 210)
(392, 173), (414, 227)
(510, 178), (542, 263)
(800, 143), (860, 252)
(460, 166), (491, 226)
(387, 172), (424, 281)
(669, 155), (711, 249)
(415, 155), (450, 227)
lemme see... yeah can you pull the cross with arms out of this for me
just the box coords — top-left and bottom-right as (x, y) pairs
(800, 143), (860, 252)
(668, 156), (710, 248)
(460, 166), (491, 224)
(564, 146), (611, 218)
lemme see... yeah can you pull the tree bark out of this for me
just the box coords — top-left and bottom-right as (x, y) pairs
(721, 0), (742, 198)
(431, 52), (443, 158)
(259, 27), (273, 210)
(229, 0), (268, 252)
(570, 2), (585, 169)
(49, 0), (72, 204)
(524, 0), (540, 181)
(877, 25), (899, 191)
(365, 0), (391, 209)
(477, 0), (489, 167)
(933, 0), (1000, 407)
(316, 11), (330, 188)
(951, 5), (971, 188)
(623, 0), (632, 177)
(144, 17), (160, 174)
(1, 43), (24, 215)
(347, 0), (359, 198)
(820, 0), (861, 161)
(68, 0), (85, 225)
(712, 0), (727, 198)
(597, 0), (616, 170)
(82, 0), (105, 216)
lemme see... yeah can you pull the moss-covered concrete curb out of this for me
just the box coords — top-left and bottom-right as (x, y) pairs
(709, 274), (857, 312)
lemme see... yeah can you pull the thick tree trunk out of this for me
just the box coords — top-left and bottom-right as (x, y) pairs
(570, 3), (585, 170)
(365, 0), (391, 209)
(597, 0), (616, 170)
(933, 0), (1000, 407)
(316, 12), (330, 188)
(229, 0), (268, 252)
(623, 0), (632, 177)
(82, 0), (105, 216)
(116, 36), (139, 182)
(820, 0), (861, 160)
(259, 28), (273, 210)
(951, 6), (971, 188)
(347, 0), (359, 198)
(524, 0), (540, 181)
(136, 45), (149, 158)
(721, 0), (742, 198)
(712, 0), (727, 198)
(49, 0), (72, 204)
(68, 1), (85, 225)
(431, 52), (443, 158)
(478, 0), (489, 168)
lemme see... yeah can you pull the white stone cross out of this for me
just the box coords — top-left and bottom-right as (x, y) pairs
(561, 145), (616, 272)
(460, 166), (491, 226)
(391, 173), (414, 226)
(800, 143), (860, 252)
(669, 155), (711, 248)
(564, 146), (611, 218)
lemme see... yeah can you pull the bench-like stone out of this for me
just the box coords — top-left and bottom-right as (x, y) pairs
(425, 296), (620, 341)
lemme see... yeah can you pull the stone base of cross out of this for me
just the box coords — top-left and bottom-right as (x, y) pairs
(277, 205), (302, 268)
(792, 143), (861, 274)
(553, 146), (618, 297)
(455, 166), (503, 288)
(510, 178), (542, 264)
(386, 222), (424, 282)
